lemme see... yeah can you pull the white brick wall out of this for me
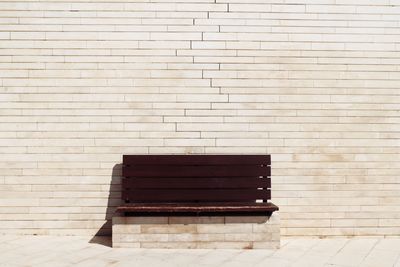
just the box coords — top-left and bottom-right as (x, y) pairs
(0, 0), (399, 237)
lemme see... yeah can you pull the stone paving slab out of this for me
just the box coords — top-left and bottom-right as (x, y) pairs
(1, 235), (400, 267)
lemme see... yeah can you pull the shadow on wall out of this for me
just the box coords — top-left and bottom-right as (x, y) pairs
(89, 163), (122, 247)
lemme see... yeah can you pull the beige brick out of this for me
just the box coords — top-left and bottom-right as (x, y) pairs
(141, 224), (197, 234)
(225, 216), (270, 224)
(253, 224), (281, 233)
(164, 139), (215, 146)
(113, 216), (168, 224)
(113, 233), (169, 242)
(112, 225), (141, 234)
(225, 233), (272, 242)
(150, 32), (201, 41)
(216, 139), (284, 147)
(229, 4), (271, 12)
(168, 216), (224, 224)
(197, 224), (253, 234)
(167, 233), (225, 242)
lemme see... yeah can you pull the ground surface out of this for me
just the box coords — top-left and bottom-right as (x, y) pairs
(1, 235), (400, 267)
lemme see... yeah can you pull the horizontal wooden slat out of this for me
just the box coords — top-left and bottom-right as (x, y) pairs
(123, 155), (270, 165)
(123, 165), (270, 177)
(116, 202), (279, 213)
(123, 177), (271, 189)
(122, 189), (270, 202)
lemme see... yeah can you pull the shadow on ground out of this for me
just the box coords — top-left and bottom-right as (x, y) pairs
(89, 163), (122, 247)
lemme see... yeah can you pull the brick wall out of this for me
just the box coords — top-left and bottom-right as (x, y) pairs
(0, 0), (399, 237)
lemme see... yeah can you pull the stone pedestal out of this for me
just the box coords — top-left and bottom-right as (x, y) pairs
(112, 212), (280, 249)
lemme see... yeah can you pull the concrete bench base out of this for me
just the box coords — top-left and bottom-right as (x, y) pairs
(112, 212), (280, 249)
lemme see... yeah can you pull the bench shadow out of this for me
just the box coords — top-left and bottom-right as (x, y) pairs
(89, 163), (122, 248)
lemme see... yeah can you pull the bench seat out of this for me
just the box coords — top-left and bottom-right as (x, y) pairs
(116, 202), (279, 214)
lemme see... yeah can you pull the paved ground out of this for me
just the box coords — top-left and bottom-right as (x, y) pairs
(1, 235), (400, 267)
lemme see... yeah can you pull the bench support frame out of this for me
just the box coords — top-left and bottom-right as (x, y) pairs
(112, 212), (280, 249)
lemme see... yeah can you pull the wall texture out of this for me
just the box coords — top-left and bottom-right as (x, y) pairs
(0, 0), (399, 237)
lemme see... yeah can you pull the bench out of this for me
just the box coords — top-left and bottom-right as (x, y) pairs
(116, 155), (278, 215)
(112, 155), (280, 249)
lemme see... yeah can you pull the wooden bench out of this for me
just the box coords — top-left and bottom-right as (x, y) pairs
(116, 155), (278, 216)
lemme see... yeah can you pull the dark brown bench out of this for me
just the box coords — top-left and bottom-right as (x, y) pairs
(116, 155), (279, 216)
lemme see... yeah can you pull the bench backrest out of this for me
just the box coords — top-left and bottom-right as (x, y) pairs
(122, 155), (271, 204)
